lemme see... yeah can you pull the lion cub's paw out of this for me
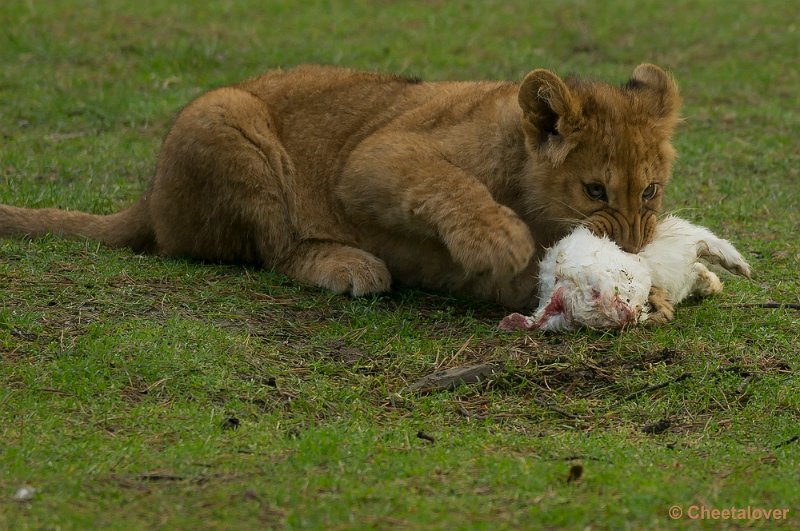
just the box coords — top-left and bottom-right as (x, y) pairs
(646, 286), (675, 326)
(446, 205), (534, 279)
(286, 244), (391, 297)
(323, 251), (392, 296)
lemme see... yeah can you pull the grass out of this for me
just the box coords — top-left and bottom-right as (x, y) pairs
(1, 0), (798, 528)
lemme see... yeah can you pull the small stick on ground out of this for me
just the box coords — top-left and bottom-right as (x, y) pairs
(533, 396), (579, 419)
(720, 302), (800, 311)
(774, 435), (799, 449)
(623, 372), (693, 401)
(402, 363), (502, 394)
(456, 403), (488, 420)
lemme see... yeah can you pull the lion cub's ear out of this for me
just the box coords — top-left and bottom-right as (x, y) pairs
(627, 64), (681, 132)
(518, 69), (583, 166)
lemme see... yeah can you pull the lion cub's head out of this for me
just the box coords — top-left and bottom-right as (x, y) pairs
(518, 64), (681, 253)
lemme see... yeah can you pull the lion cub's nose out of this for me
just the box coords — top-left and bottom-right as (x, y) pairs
(588, 225), (642, 254)
(618, 240), (641, 254)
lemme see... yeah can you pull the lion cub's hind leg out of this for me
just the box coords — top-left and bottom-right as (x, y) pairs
(150, 87), (298, 266)
(151, 87), (391, 297)
(282, 241), (392, 296)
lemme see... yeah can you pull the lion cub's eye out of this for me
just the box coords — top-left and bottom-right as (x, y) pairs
(642, 183), (659, 200)
(583, 183), (608, 202)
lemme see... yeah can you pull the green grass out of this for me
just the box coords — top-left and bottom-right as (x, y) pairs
(1, 0), (799, 528)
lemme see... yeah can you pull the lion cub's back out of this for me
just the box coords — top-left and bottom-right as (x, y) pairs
(237, 66), (422, 138)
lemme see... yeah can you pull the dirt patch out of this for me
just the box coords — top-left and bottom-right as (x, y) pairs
(324, 339), (366, 366)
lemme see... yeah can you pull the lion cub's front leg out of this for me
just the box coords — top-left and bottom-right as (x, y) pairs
(437, 202), (534, 279)
(646, 286), (675, 325)
(340, 135), (534, 282)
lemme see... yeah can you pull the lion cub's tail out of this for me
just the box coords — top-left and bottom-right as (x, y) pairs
(0, 196), (156, 253)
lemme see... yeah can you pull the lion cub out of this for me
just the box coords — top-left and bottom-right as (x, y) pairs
(0, 64), (681, 317)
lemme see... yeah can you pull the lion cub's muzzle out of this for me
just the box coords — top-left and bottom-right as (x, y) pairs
(586, 210), (657, 254)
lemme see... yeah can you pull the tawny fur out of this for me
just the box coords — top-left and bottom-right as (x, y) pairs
(0, 64), (682, 310)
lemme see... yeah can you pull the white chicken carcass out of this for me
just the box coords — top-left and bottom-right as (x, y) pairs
(500, 216), (751, 332)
